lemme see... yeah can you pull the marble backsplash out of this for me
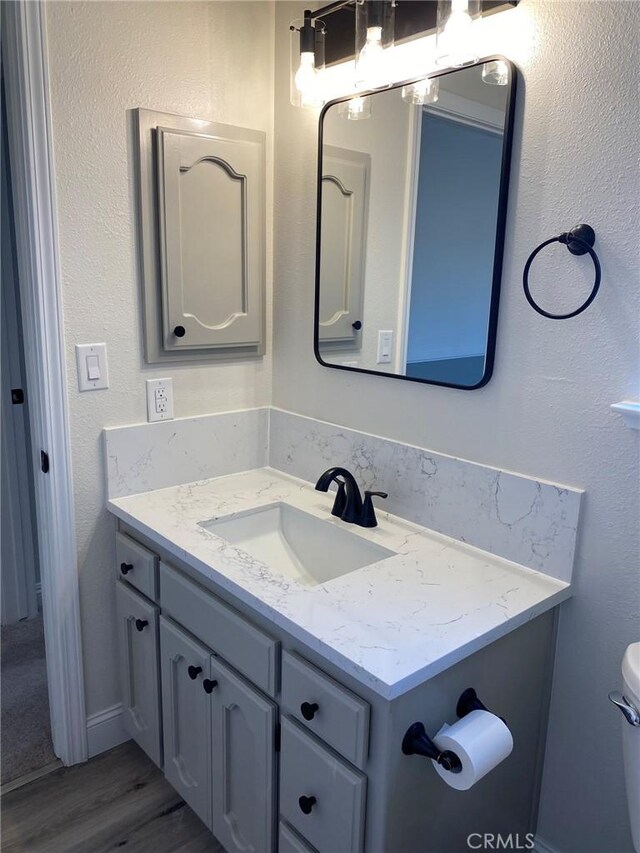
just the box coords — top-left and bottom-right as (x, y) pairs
(104, 408), (269, 499)
(103, 406), (581, 581)
(269, 409), (582, 582)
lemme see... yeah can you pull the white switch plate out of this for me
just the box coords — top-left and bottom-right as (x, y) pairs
(377, 330), (393, 364)
(146, 378), (174, 422)
(76, 343), (109, 391)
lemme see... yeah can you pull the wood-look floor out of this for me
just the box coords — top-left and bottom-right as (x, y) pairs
(1, 741), (225, 853)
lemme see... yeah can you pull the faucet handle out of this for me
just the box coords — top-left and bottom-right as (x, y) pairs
(361, 490), (388, 528)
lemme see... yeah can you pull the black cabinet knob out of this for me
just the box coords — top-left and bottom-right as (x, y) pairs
(298, 795), (317, 815)
(120, 562), (133, 575)
(352, 320), (362, 330)
(135, 619), (148, 632)
(173, 325), (186, 338)
(203, 679), (218, 694)
(188, 665), (203, 680)
(301, 702), (319, 721)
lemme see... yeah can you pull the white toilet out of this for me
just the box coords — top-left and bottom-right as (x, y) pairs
(610, 642), (640, 853)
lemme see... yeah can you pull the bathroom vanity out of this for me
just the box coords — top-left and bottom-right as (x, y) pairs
(107, 466), (570, 853)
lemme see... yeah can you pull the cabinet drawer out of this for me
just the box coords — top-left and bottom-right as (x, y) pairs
(279, 821), (317, 853)
(116, 531), (158, 601)
(159, 562), (279, 696)
(281, 651), (369, 767)
(280, 718), (366, 853)
(115, 581), (162, 767)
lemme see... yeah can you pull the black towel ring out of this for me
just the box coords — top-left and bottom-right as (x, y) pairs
(523, 224), (601, 320)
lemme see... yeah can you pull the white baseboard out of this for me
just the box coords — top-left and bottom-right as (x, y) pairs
(535, 836), (562, 853)
(86, 703), (130, 758)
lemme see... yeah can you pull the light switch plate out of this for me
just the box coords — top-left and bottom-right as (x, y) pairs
(377, 330), (393, 364)
(146, 378), (174, 422)
(76, 343), (109, 391)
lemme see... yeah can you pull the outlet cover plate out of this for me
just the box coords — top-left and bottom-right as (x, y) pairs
(146, 378), (174, 422)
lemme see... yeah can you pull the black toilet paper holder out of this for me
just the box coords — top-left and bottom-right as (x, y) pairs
(401, 688), (501, 773)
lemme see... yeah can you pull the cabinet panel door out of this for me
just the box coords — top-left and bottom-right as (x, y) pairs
(159, 617), (212, 828)
(318, 146), (370, 344)
(157, 126), (265, 352)
(115, 581), (162, 766)
(209, 655), (277, 853)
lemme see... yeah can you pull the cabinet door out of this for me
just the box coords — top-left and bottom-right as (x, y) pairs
(209, 655), (277, 853)
(157, 126), (265, 352)
(318, 146), (370, 344)
(159, 617), (212, 828)
(115, 581), (162, 766)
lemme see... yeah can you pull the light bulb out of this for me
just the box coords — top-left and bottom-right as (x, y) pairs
(401, 78), (439, 106)
(295, 51), (324, 108)
(356, 25), (391, 89)
(436, 0), (479, 67)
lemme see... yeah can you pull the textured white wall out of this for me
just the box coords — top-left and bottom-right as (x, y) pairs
(45, 0), (274, 716)
(273, 2), (639, 851)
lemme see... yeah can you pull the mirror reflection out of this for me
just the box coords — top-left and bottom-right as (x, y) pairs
(315, 60), (515, 388)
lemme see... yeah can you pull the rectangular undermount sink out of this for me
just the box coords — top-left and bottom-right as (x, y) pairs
(200, 502), (396, 587)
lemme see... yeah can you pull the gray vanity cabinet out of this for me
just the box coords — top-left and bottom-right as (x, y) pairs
(159, 616), (213, 827)
(115, 580), (162, 767)
(209, 654), (277, 853)
(114, 525), (557, 853)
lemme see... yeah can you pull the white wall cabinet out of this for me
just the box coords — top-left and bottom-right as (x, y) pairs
(134, 109), (265, 363)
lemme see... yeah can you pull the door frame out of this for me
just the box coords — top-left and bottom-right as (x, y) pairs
(2, 0), (88, 765)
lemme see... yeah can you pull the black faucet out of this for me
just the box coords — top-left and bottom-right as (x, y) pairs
(315, 467), (388, 528)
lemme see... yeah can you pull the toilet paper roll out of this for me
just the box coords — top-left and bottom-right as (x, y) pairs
(431, 709), (513, 791)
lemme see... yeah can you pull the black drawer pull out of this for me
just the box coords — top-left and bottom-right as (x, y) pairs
(301, 702), (319, 721)
(298, 795), (316, 815)
(203, 679), (218, 694)
(135, 619), (148, 632)
(120, 562), (133, 575)
(188, 665), (202, 680)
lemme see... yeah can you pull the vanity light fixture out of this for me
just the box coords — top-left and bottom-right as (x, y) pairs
(436, 0), (481, 67)
(290, 0), (519, 109)
(401, 77), (440, 106)
(338, 95), (372, 120)
(482, 58), (509, 85)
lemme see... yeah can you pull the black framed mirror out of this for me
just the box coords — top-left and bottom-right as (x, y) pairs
(314, 57), (517, 389)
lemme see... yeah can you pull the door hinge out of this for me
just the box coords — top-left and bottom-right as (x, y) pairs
(11, 388), (25, 404)
(274, 722), (281, 753)
(41, 451), (50, 473)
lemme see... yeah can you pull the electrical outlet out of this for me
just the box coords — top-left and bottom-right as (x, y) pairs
(146, 378), (174, 422)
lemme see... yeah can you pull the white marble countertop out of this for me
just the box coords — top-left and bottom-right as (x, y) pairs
(107, 468), (570, 699)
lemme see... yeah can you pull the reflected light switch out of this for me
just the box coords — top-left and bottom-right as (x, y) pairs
(76, 343), (109, 391)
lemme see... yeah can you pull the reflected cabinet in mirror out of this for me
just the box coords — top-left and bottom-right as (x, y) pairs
(315, 58), (516, 389)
